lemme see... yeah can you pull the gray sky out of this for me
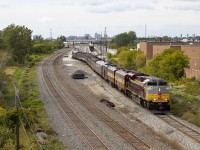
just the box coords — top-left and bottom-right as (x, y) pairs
(0, 0), (200, 38)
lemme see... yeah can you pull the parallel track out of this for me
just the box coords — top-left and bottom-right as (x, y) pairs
(41, 49), (109, 150)
(158, 114), (200, 143)
(53, 50), (151, 150)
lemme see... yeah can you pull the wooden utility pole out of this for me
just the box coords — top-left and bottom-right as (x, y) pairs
(14, 85), (20, 150)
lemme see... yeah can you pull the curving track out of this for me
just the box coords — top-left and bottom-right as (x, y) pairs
(41, 49), (109, 150)
(40, 48), (151, 150)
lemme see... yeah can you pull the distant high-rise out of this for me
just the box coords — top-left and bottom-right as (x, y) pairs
(94, 33), (101, 40)
(104, 27), (108, 39)
(84, 34), (92, 39)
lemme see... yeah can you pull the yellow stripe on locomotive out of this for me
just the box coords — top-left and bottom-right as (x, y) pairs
(146, 94), (169, 103)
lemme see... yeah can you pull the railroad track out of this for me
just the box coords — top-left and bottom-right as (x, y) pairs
(52, 50), (151, 150)
(158, 114), (200, 144)
(41, 49), (109, 150)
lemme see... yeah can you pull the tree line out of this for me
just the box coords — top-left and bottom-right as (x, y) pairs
(0, 24), (66, 108)
(0, 24), (65, 65)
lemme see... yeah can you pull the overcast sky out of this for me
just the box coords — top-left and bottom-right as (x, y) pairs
(0, 0), (200, 38)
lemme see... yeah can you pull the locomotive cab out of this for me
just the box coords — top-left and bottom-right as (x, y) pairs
(144, 78), (170, 110)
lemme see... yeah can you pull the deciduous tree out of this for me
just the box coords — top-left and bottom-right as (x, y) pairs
(2, 24), (32, 64)
(140, 49), (189, 81)
(110, 31), (137, 48)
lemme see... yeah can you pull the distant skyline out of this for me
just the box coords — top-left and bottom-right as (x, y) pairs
(0, 0), (200, 38)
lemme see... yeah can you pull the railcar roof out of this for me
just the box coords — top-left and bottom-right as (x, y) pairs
(140, 76), (167, 84)
(90, 57), (101, 62)
(116, 69), (128, 76)
(72, 50), (78, 54)
(74, 51), (82, 54)
(108, 65), (120, 71)
(96, 60), (107, 65)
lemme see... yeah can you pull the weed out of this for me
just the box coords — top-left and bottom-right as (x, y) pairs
(1, 53), (64, 149)
(170, 78), (200, 127)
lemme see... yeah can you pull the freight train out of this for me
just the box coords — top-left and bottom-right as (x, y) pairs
(72, 50), (170, 111)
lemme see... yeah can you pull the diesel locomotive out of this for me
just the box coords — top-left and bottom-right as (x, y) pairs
(72, 50), (170, 111)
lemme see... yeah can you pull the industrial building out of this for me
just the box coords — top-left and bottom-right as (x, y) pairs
(138, 42), (200, 80)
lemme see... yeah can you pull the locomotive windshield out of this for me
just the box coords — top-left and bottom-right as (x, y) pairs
(158, 81), (168, 86)
(147, 82), (157, 86)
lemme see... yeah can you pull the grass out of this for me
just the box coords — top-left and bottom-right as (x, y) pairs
(1, 53), (65, 149)
(170, 78), (200, 127)
(3, 66), (18, 76)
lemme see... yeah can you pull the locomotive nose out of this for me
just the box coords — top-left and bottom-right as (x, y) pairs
(158, 88), (161, 99)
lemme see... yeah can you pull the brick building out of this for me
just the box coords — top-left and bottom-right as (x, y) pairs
(182, 45), (200, 80)
(153, 45), (181, 57)
(139, 42), (189, 60)
(139, 41), (200, 80)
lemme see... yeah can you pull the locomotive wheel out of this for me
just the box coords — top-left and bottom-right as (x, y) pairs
(131, 94), (134, 100)
(126, 90), (130, 97)
(118, 87), (121, 92)
(140, 99), (144, 107)
(143, 101), (147, 108)
(146, 102), (151, 110)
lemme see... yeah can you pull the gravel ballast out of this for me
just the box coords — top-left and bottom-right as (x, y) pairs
(37, 48), (200, 150)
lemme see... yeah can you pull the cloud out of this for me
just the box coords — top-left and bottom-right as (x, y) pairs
(39, 17), (55, 23)
(171, 4), (200, 11)
(57, 0), (156, 13)
(0, 4), (9, 8)
(60, 0), (108, 6)
(134, 4), (154, 10)
(175, 0), (200, 1)
(85, 1), (154, 13)
(82, 0), (109, 6)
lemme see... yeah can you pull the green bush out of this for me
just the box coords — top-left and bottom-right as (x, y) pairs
(0, 126), (12, 147)
(32, 44), (53, 54)
(22, 100), (44, 110)
(107, 47), (146, 71)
